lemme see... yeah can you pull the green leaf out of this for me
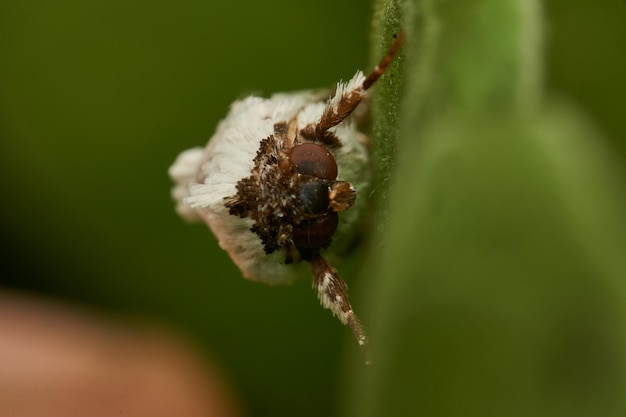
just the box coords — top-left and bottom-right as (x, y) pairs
(345, 1), (626, 416)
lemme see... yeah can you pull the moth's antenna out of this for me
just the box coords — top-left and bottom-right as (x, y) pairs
(362, 31), (406, 91)
(301, 32), (405, 147)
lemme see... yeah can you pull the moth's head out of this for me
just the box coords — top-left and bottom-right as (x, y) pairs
(289, 143), (356, 250)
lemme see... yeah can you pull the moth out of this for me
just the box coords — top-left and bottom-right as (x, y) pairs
(169, 34), (403, 350)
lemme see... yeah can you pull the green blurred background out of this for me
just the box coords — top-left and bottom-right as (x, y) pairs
(0, 1), (370, 416)
(1, 1), (626, 416)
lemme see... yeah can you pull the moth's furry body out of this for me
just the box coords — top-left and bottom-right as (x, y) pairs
(170, 91), (369, 284)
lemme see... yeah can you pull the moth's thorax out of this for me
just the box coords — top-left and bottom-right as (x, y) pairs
(225, 132), (305, 256)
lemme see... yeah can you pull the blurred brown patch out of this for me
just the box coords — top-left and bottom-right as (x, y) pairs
(0, 290), (244, 417)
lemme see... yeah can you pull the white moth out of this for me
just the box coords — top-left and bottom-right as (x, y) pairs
(169, 34), (403, 352)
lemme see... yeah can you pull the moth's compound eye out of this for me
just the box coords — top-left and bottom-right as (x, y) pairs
(290, 143), (338, 180)
(299, 180), (331, 215)
(292, 212), (339, 249)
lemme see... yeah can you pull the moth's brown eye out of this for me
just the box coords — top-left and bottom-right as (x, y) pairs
(292, 212), (339, 249)
(290, 143), (338, 180)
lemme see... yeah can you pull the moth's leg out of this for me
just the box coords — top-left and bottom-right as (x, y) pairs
(311, 252), (369, 360)
(273, 121), (289, 144)
(274, 121), (296, 174)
